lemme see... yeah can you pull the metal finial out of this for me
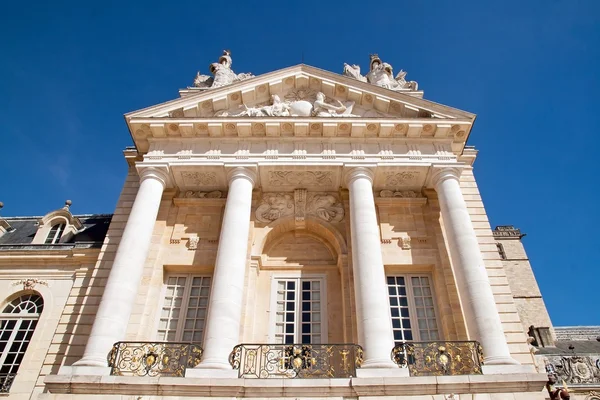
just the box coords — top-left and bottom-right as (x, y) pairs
(0, 202), (3, 209)
(64, 200), (72, 210)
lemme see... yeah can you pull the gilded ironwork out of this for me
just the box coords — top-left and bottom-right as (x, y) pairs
(229, 343), (363, 378)
(0, 373), (16, 393)
(391, 341), (484, 376)
(108, 342), (203, 377)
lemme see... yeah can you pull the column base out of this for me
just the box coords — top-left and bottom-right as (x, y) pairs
(356, 367), (409, 378)
(483, 355), (521, 366)
(361, 358), (399, 369)
(72, 355), (110, 368)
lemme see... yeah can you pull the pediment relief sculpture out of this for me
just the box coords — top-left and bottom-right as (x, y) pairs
(343, 54), (418, 91)
(192, 50), (255, 90)
(215, 92), (359, 118)
(255, 192), (345, 224)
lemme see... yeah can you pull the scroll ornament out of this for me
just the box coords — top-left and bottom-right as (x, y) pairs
(255, 192), (344, 224)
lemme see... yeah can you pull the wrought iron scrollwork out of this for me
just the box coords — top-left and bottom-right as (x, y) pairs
(0, 373), (16, 393)
(229, 343), (363, 378)
(108, 342), (203, 377)
(391, 341), (484, 376)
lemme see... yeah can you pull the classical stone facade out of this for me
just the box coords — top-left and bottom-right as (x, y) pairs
(2, 51), (585, 399)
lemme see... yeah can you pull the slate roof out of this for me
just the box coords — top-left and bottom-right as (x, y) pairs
(537, 340), (600, 355)
(0, 214), (112, 245)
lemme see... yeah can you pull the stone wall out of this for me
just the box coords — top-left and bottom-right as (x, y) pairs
(495, 230), (554, 340)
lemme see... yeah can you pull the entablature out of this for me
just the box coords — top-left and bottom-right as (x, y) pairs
(126, 65), (475, 155)
(137, 159), (464, 194)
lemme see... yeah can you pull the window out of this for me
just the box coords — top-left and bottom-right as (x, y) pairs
(157, 275), (211, 343)
(45, 223), (66, 244)
(0, 294), (43, 391)
(271, 277), (326, 344)
(387, 275), (440, 342)
(496, 243), (506, 260)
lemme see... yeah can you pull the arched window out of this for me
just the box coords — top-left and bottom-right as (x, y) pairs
(0, 294), (43, 393)
(45, 223), (65, 244)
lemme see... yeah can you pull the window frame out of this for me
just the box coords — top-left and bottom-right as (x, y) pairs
(44, 223), (66, 244)
(386, 273), (441, 343)
(0, 294), (44, 384)
(268, 273), (328, 344)
(155, 274), (212, 344)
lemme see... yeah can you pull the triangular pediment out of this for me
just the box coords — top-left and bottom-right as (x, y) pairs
(127, 64), (473, 120)
(126, 64), (476, 153)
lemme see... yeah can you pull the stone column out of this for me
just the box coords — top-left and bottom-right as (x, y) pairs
(197, 167), (256, 370)
(345, 167), (397, 369)
(74, 167), (170, 367)
(432, 167), (518, 365)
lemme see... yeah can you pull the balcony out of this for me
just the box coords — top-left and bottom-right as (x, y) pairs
(107, 342), (203, 377)
(229, 343), (363, 378)
(391, 341), (484, 376)
(0, 373), (16, 393)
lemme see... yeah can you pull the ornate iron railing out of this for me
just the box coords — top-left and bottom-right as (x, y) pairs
(229, 343), (363, 378)
(0, 373), (16, 393)
(391, 341), (484, 376)
(108, 342), (203, 377)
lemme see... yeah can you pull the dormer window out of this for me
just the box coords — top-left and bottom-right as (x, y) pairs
(45, 223), (66, 244)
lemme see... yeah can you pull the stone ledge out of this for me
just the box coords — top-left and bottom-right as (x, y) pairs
(44, 373), (549, 397)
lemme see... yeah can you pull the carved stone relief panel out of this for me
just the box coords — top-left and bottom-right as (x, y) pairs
(255, 191), (345, 224)
(181, 190), (223, 198)
(269, 171), (333, 187)
(181, 171), (218, 186)
(372, 167), (427, 191)
(260, 166), (340, 192)
(255, 193), (294, 223)
(544, 355), (600, 385)
(306, 193), (344, 223)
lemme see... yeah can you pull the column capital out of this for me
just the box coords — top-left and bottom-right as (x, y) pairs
(225, 166), (257, 187)
(136, 165), (173, 188)
(429, 165), (464, 189)
(344, 166), (375, 187)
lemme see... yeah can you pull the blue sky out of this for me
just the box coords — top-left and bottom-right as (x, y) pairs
(1, 1), (599, 326)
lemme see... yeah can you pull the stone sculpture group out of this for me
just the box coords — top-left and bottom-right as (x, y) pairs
(343, 54), (418, 91)
(191, 50), (418, 117)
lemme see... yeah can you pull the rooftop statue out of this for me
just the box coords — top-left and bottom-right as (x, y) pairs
(343, 54), (418, 91)
(192, 50), (255, 89)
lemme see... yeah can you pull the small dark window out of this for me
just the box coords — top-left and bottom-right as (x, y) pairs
(496, 243), (506, 260)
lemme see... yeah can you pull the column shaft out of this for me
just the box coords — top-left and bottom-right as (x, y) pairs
(435, 170), (518, 365)
(199, 168), (255, 369)
(346, 168), (397, 368)
(75, 169), (167, 367)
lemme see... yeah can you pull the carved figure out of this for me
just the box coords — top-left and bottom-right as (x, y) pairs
(263, 95), (291, 117)
(313, 92), (357, 117)
(343, 63), (367, 82)
(395, 70), (418, 90)
(343, 54), (419, 92)
(192, 50), (254, 89)
(216, 95), (291, 117)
